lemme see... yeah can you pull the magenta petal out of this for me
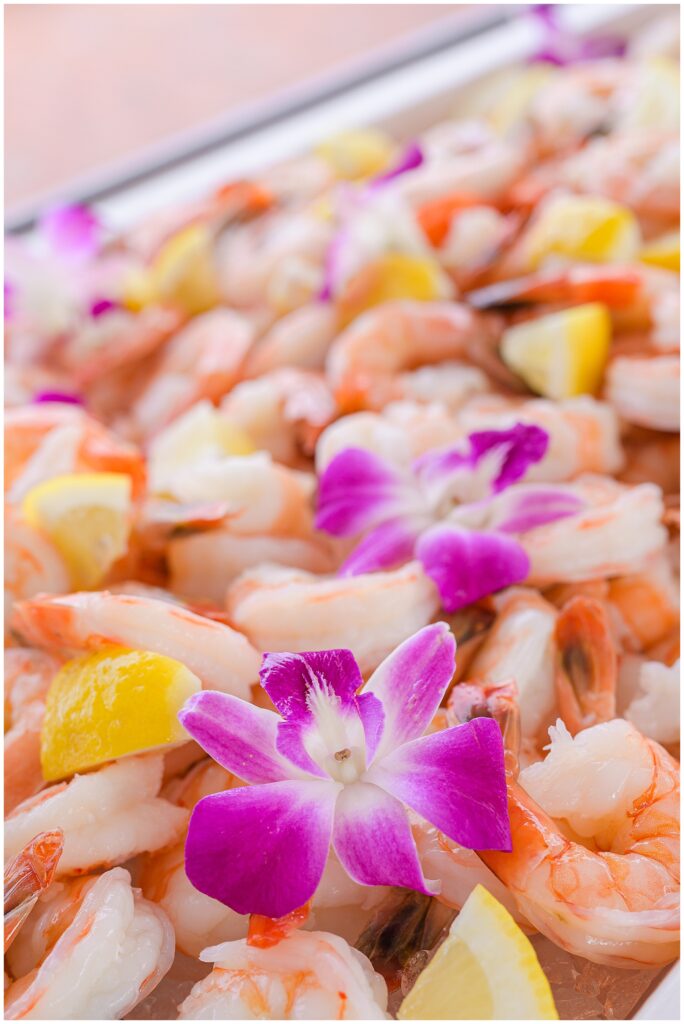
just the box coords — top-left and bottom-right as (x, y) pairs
(416, 525), (529, 613)
(363, 622), (455, 761)
(367, 718), (511, 851)
(41, 204), (101, 259)
(276, 721), (328, 778)
(178, 690), (305, 783)
(315, 447), (408, 536)
(260, 649), (363, 720)
(357, 691), (385, 763)
(332, 781), (436, 894)
(491, 486), (585, 534)
(339, 518), (419, 576)
(185, 780), (338, 917)
(415, 424), (548, 495)
(370, 141), (424, 188)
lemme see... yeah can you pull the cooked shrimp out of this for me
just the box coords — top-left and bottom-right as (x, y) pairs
(555, 595), (617, 735)
(5, 755), (188, 876)
(527, 60), (629, 150)
(4, 830), (63, 953)
(608, 553), (680, 652)
(5, 867), (174, 1020)
(521, 475), (667, 584)
(10, 590), (260, 697)
(5, 648), (61, 725)
(488, 718), (680, 968)
(605, 354), (679, 432)
(177, 929), (388, 1019)
(325, 300), (499, 411)
(245, 302), (339, 376)
(131, 308), (255, 437)
(623, 658), (680, 746)
(459, 393), (625, 482)
(5, 702), (46, 815)
(219, 369), (337, 467)
(5, 511), (70, 627)
(464, 588), (558, 755)
(226, 562), (440, 674)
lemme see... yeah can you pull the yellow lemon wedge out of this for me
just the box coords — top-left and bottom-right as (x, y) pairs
(339, 252), (447, 325)
(123, 223), (220, 316)
(22, 473), (132, 590)
(640, 230), (680, 272)
(523, 195), (641, 268)
(41, 646), (201, 781)
(148, 401), (254, 496)
(316, 129), (394, 180)
(398, 885), (558, 1021)
(486, 65), (556, 136)
(501, 302), (611, 400)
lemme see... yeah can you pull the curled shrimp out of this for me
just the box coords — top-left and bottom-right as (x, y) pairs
(4, 867), (174, 1020)
(4, 830), (63, 952)
(5, 509), (70, 627)
(554, 595), (617, 735)
(608, 554), (680, 653)
(177, 929), (388, 1019)
(325, 300), (501, 412)
(623, 658), (680, 747)
(10, 590), (260, 697)
(244, 302), (339, 377)
(5, 754), (188, 876)
(226, 562), (440, 674)
(605, 354), (679, 433)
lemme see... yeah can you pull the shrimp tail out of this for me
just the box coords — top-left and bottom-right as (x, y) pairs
(4, 829), (64, 951)
(555, 595), (617, 734)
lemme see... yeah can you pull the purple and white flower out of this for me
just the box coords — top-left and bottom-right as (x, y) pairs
(315, 423), (583, 612)
(180, 623), (510, 918)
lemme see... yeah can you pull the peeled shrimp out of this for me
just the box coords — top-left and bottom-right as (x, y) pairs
(5, 510), (70, 627)
(4, 830), (63, 953)
(5, 755), (188, 876)
(608, 553), (680, 652)
(605, 354), (680, 432)
(325, 300), (498, 411)
(244, 302), (339, 377)
(485, 719), (680, 968)
(623, 658), (680, 746)
(11, 590), (260, 697)
(226, 562), (440, 674)
(5, 867), (174, 1020)
(177, 929), (388, 1019)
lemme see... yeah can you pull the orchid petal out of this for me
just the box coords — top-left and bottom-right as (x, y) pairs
(179, 690), (308, 783)
(339, 517), (420, 576)
(488, 485), (585, 534)
(315, 447), (410, 537)
(332, 781), (436, 894)
(276, 722), (328, 778)
(260, 649), (363, 720)
(357, 691), (385, 763)
(185, 780), (339, 917)
(370, 141), (424, 188)
(366, 718), (511, 851)
(363, 622), (455, 761)
(41, 205), (101, 260)
(417, 524), (529, 613)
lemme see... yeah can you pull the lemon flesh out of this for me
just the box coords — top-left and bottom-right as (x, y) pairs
(22, 472), (132, 590)
(41, 646), (201, 781)
(398, 884), (558, 1021)
(523, 195), (641, 268)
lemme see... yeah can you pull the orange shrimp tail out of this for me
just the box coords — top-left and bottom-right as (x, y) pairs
(4, 829), (64, 951)
(247, 902), (311, 949)
(555, 595), (617, 735)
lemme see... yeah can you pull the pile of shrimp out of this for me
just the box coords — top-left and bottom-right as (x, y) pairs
(4, 11), (680, 1021)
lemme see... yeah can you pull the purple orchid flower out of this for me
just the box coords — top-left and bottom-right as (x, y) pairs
(179, 623), (510, 918)
(529, 4), (626, 66)
(40, 204), (102, 261)
(315, 423), (583, 612)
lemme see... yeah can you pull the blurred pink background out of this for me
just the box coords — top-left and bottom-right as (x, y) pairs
(5, 4), (466, 209)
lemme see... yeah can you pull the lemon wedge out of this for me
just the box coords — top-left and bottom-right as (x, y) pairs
(501, 303), (611, 400)
(339, 252), (447, 325)
(123, 223), (220, 315)
(398, 885), (558, 1020)
(640, 230), (680, 272)
(41, 646), (201, 781)
(22, 473), (132, 589)
(523, 195), (641, 268)
(316, 129), (394, 180)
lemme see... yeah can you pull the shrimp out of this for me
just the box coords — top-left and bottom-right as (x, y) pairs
(5, 755), (188, 876)
(226, 562), (440, 674)
(130, 308), (255, 437)
(177, 929), (388, 1019)
(458, 393), (624, 482)
(622, 658), (680, 746)
(527, 60), (630, 151)
(10, 590), (260, 698)
(316, 401), (464, 473)
(325, 300), (500, 412)
(520, 475), (667, 585)
(4, 648), (61, 727)
(607, 553), (680, 652)
(219, 369), (337, 467)
(464, 588), (558, 756)
(169, 530), (337, 605)
(485, 718), (680, 968)
(4, 831), (63, 953)
(5, 702), (46, 815)
(5, 510), (70, 628)
(244, 302), (339, 376)
(605, 354), (679, 432)
(554, 595), (617, 735)
(4, 867), (174, 1020)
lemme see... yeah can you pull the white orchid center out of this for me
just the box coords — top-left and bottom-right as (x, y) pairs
(301, 669), (367, 783)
